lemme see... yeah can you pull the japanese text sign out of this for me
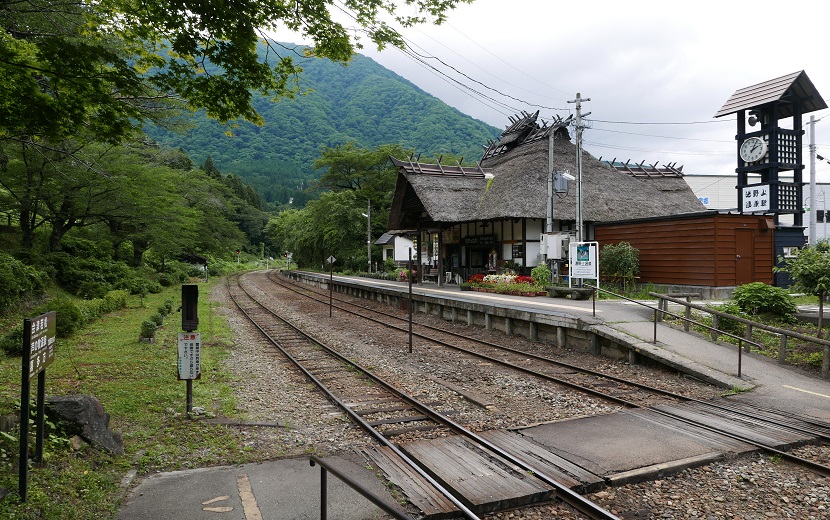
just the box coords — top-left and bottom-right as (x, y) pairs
(27, 311), (56, 379)
(177, 332), (201, 380)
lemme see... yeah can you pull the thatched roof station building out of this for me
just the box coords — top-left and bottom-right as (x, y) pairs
(387, 111), (768, 289)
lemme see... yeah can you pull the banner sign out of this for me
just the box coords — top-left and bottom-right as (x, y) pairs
(569, 241), (599, 283)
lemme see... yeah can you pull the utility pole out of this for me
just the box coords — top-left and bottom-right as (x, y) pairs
(364, 200), (372, 273)
(547, 128), (555, 234)
(809, 115), (817, 245)
(568, 93), (591, 243)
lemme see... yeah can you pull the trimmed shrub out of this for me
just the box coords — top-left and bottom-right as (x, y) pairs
(140, 320), (157, 339)
(103, 290), (128, 312)
(149, 313), (164, 326)
(40, 298), (86, 338)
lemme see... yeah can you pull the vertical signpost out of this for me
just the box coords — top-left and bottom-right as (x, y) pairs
(179, 285), (200, 413)
(327, 255), (336, 318)
(19, 311), (56, 502)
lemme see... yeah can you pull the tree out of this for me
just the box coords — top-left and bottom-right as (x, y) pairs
(599, 242), (640, 292)
(2, 0), (474, 147)
(776, 242), (830, 378)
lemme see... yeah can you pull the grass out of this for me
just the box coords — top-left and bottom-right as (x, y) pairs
(0, 279), (271, 519)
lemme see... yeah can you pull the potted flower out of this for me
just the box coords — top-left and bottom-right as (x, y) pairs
(459, 282), (472, 291)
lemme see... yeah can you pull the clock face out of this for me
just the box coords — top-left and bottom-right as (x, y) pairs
(740, 137), (768, 163)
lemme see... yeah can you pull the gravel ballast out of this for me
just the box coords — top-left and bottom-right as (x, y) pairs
(215, 272), (830, 519)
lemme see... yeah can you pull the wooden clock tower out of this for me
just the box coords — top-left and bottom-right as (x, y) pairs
(715, 71), (827, 285)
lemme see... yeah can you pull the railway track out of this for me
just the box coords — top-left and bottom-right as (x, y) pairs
(227, 273), (621, 520)
(264, 270), (830, 478)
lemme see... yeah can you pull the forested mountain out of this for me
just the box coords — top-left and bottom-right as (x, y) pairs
(144, 41), (501, 208)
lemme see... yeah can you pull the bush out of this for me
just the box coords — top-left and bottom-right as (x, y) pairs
(149, 313), (164, 326)
(732, 282), (797, 322)
(0, 252), (49, 314)
(103, 290), (128, 312)
(48, 252), (135, 298)
(600, 242), (640, 290)
(384, 257), (398, 272)
(531, 264), (552, 288)
(140, 320), (157, 339)
(40, 298), (86, 338)
(706, 301), (749, 336)
(0, 324), (24, 356)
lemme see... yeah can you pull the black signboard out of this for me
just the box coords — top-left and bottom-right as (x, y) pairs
(19, 311), (56, 502)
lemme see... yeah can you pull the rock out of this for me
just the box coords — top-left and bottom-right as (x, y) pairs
(45, 395), (123, 455)
(69, 435), (87, 451)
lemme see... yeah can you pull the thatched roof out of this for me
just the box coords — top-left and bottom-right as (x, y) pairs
(387, 157), (489, 229)
(387, 114), (705, 228)
(478, 135), (705, 222)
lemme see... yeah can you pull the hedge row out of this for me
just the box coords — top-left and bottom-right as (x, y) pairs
(0, 290), (129, 356)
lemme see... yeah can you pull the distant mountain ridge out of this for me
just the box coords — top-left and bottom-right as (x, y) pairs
(144, 41), (501, 208)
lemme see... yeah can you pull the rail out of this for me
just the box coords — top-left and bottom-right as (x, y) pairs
(583, 285), (762, 377)
(650, 292), (830, 378)
(309, 456), (410, 520)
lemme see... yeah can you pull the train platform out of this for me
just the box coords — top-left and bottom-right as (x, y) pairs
(118, 273), (830, 520)
(341, 275), (830, 423)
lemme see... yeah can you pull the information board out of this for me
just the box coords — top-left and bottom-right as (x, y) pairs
(27, 311), (56, 379)
(568, 241), (599, 283)
(177, 332), (201, 380)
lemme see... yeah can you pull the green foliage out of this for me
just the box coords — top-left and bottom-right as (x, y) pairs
(384, 257), (399, 272)
(0, 324), (25, 356)
(600, 242), (640, 290)
(149, 313), (164, 326)
(531, 264), (552, 288)
(732, 282), (797, 322)
(49, 252), (138, 299)
(776, 244), (830, 298)
(0, 252), (49, 314)
(145, 48), (500, 209)
(39, 298), (85, 338)
(140, 320), (157, 339)
(705, 301), (748, 336)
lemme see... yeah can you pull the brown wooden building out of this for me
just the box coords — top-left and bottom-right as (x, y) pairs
(594, 212), (775, 287)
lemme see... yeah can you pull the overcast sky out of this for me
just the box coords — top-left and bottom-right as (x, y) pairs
(280, 0), (830, 180)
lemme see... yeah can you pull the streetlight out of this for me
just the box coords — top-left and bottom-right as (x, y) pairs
(361, 200), (371, 273)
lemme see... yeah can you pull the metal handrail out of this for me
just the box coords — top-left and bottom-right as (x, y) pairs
(585, 284), (761, 377)
(650, 292), (830, 378)
(309, 456), (410, 520)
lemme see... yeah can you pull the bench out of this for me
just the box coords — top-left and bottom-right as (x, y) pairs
(548, 286), (594, 300)
(422, 273), (439, 283)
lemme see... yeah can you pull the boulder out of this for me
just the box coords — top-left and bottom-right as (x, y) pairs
(45, 395), (124, 455)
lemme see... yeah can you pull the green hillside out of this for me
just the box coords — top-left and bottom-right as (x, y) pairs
(144, 42), (501, 208)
